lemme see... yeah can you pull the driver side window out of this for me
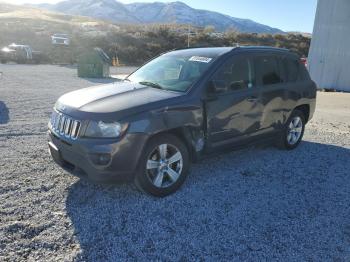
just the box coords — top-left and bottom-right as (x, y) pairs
(212, 56), (254, 93)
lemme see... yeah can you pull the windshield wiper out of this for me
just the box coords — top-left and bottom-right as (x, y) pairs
(139, 81), (164, 90)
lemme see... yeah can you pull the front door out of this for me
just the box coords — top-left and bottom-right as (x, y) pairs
(205, 55), (263, 146)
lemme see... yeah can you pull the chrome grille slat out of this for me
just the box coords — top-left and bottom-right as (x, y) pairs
(56, 114), (62, 131)
(49, 111), (81, 140)
(65, 118), (72, 137)
(71, 121), (80, 139)
(59, 115), (65, 134)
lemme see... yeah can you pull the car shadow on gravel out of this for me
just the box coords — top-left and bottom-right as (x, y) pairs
(0, 101), (9, 124)
(65, 141), (350, 261)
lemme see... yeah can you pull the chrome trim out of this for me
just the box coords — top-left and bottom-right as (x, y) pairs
(49, 110), (81, 140)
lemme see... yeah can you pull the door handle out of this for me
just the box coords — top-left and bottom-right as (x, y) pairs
(246, 96), (259, 103)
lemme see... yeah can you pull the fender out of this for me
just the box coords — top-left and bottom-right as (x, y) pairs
(125, 103), (205, 162)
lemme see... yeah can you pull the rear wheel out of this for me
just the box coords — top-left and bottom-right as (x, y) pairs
(277, 109), (306, 150)
(134, 134), (190, 197)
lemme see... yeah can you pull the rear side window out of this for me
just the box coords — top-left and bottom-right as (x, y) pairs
(284, 58), (300, 82)
(213, 56), (254, 92)
(255, 56), (283, 85)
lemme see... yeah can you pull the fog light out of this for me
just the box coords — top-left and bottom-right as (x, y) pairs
(90, 153), (111, 166)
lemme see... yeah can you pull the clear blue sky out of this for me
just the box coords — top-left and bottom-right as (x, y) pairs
(6, 0), (318, 33)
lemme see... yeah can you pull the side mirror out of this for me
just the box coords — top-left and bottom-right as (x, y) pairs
(207, 80), (227, 94)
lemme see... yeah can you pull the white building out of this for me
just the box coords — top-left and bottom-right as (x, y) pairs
(308, 0), (350, 91)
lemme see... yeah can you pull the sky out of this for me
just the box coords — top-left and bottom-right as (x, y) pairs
(1, 0), (318, 33)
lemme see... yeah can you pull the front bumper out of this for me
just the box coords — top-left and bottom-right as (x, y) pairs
(48, 131), (148, 183)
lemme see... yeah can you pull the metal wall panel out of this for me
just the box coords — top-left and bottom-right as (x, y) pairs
(308, 0), (350, 91)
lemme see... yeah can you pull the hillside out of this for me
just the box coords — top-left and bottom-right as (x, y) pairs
(43, 0), (139, 24)
(0, 3), (120, 46)
(35, 0), (283, 34)
(0, 3), (310, 65)
(0, 3), (95, 24)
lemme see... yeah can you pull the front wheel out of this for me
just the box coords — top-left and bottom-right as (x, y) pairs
(134, 134), (190, 197)
(277, 109), (306, 150)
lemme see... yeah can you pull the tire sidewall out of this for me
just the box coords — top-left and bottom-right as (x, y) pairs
(135, 134), (190, 197)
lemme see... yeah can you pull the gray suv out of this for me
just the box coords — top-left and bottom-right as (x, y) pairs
(48, 47), (316, 197)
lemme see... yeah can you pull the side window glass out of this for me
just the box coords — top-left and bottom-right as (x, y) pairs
(212, 57), (254, 92)
(255, 56), (283, 85)
(284, 58), (300, 82)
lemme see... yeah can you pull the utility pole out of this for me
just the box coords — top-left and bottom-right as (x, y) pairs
(187, 24), (190, 48)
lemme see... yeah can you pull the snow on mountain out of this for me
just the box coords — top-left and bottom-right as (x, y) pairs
(35, 0), (283, 33)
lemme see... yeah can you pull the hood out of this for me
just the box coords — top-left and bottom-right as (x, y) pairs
(56, 81), (182, 120)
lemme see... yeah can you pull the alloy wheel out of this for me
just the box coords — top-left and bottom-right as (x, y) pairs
(287, 116), (303, 145)
(146, 143), (183, 188)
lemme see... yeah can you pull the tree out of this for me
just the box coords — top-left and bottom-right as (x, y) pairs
(203, 25), (215, 34)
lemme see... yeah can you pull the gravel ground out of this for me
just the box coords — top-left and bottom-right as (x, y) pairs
(0, 64), (350, 261)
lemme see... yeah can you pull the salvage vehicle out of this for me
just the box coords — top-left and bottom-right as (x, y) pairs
(1, 44), (30, 64)
(0, 43), (45, 64)
(51, 33), (70, 46)
(48, 47), (317, 197)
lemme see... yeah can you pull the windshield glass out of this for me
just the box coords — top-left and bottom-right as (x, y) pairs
(127, 54), (215, 92)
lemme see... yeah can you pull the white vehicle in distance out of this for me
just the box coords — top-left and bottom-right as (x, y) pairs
(51, 34), (70, 46)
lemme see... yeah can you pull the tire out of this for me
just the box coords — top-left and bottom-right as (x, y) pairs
(134, 134), (190, 197)
(277, 109), (306, 150)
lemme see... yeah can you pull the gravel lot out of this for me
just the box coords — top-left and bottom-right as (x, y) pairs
(0, 64), (350, 261)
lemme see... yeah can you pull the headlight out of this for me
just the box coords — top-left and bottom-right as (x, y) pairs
(85, 121), (128, 138)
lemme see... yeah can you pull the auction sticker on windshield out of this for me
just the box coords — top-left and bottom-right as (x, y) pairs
(189, 56), (213, 63)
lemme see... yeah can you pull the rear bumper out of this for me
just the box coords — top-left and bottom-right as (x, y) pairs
(48, 131), (148, 183)
(308, 98), (316, 122)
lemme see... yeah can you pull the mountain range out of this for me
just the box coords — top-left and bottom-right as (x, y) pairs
(33, 0), (283, 34)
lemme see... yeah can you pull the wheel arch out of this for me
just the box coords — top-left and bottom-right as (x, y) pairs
(294, 104), (310, 123)
(146, 126), (203, 163)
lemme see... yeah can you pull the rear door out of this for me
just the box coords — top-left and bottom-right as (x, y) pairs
(254, 54), (285, 131)
(280, 55), (316, 121)
(205, 54), (264, 145)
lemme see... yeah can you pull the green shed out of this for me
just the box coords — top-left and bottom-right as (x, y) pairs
(77, 48), (110, 78)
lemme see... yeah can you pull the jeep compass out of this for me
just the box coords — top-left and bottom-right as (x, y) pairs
(48, 47), (316, 197)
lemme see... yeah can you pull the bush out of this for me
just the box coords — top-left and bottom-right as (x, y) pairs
(0, 21), (311, 65)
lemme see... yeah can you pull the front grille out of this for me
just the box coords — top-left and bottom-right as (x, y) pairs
(50, 111), (81, 140)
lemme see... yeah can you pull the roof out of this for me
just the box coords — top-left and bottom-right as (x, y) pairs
(238, 46), (290, 52)
(9, 43), (30, 48)
(165, 46), (292, 58)
(52, 34), (69, 38)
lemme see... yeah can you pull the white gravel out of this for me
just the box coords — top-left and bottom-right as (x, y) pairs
(0, 64), (350, 261)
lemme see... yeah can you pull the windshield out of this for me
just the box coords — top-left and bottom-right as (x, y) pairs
(127, 54), (215, 92)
